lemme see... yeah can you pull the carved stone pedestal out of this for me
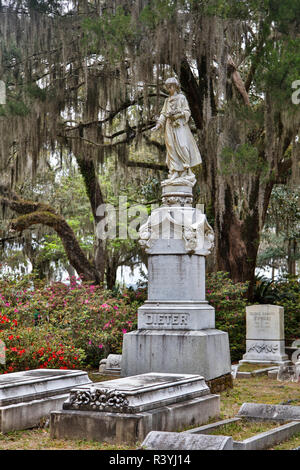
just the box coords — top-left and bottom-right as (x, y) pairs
(121, 180), (231, 382)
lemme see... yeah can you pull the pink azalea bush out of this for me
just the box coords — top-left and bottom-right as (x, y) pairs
(0, 275), (145, 373)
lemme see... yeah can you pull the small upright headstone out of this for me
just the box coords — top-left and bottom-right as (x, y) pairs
(99, 354), (122, 376)
(277, 364), (297, 382)
(241, 305), (288, 364)
(105, 354), (122, 375)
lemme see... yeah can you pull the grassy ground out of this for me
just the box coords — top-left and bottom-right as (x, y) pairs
(237, 363), (278, 373)
(272, 433), (300, 450)
(208, 419), (280, 441)
(0, 429), (136, 450)
(0, 373), (300, 450)
(219, 375), (300, 419)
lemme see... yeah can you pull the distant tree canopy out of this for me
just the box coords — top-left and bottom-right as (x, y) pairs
(258, 185), (300, 278)
(0, 0), (299, 291)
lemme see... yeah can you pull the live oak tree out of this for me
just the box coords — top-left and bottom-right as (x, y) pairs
(0, 0), (299, 291)
(257, 185), (300, 278)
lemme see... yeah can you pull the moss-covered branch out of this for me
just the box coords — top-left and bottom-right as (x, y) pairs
(0, 186), (100, 283)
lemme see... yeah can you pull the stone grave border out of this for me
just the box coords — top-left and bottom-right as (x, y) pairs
(179, 403), (300, 450)
(233, 363), (279, 379)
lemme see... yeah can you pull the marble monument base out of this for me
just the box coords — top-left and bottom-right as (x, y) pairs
(121, 329), (231, 381)
(241, 339), (288, 364)
(50, 373), (220, 444)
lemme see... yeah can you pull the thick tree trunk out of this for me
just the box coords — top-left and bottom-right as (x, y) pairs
(180, 59), (278, 292)
(288, 239), (297, 276)
(75, 155), (106, 283)
(106, 260), (118, 291)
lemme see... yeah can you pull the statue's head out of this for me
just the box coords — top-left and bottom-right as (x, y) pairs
(165, 77), (180, 93)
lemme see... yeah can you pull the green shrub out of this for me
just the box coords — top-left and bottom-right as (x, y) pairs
(0, 273), (299, 373)
(273, 277), (300, 344)
(206, 272), (248, 362)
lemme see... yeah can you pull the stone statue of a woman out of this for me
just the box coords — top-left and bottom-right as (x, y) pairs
(151, 77), (201, 184)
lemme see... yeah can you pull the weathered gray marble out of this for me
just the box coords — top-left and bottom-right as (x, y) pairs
(51, 394), (220, 444)
(237, 402), (300, 421)
(63, 372), (210, 413)
(138, 301), (215, 330)
(50, 372), (220, 444)
(241, 305), (288, 363)
(121, 329), (231, 380)
(277, 364), (298, 382)
(122, 136), (231, 382)
(148, 253), (206, 301)
(0, 369), (91, 433)
(98, 354), (122, 376)
(233, 422), (300, 450)
(0, 369), (91, 406)
(151, 77), (201, 184)
(139, 207), (214, 256)
(141, 431), (233, 450)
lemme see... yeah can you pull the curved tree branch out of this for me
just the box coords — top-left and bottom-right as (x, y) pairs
(0, 186), (99, 283)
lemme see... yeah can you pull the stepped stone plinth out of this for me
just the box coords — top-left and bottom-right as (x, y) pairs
(121, 179), (231, 382)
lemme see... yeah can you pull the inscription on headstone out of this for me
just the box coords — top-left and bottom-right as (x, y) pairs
(241, 305), (288, 364)
(144, 313), (189, 327)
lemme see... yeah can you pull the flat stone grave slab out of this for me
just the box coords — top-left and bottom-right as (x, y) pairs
(141, 431), (233, 450)
(238, 403), (300, 422)
(63, 372), (211, 413)
(0, 369), (91, 433)
(235, 364), (279, 379)
(50, 372), (220, 444)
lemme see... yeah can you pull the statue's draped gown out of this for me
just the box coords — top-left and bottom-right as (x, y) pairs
(157, 92), (202, 173)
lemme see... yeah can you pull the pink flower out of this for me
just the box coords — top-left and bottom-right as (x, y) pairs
(113, 306), (119, 310)
(122, 329), (127, 334)
(98, 344), (103, 349)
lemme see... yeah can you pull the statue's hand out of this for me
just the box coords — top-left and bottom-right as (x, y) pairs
(173, 113), (184, 121)
(151, 124), (161, 133)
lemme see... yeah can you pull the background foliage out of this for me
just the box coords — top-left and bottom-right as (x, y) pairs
(0, 272), (299, 371)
